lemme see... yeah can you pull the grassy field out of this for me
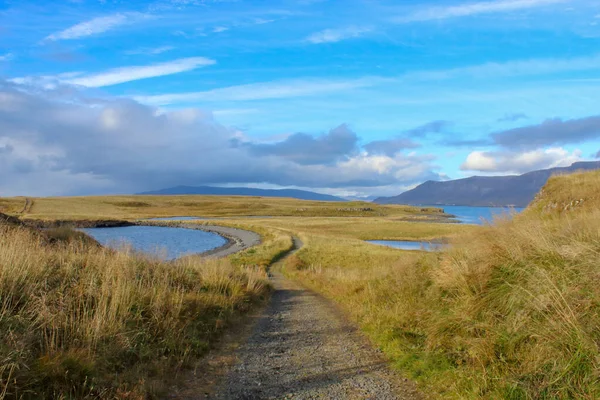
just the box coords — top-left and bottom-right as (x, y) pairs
(0, 194), (449, 221)
(282, 171), (600, 399)
(4, 174), (597, 399)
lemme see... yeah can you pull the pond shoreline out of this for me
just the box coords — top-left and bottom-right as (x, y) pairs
(21, 218), (262, 258)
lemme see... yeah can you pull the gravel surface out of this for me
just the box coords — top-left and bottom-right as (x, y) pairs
(212, 237), (421, 399)
(178, 224), (262, 258)
(169, 236), (422, 400)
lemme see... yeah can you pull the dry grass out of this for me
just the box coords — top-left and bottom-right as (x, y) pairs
(284, 171), (600, 399)
(2, 194), (448, 221)
(225, 216), (474, 241)
(0, 224), (269, 399)
(228, 227), (294, 268)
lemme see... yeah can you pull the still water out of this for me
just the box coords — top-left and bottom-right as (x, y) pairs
(367, 240), (446, 251)
(81, 225), (227, 260)
(435, 205), (524, 225)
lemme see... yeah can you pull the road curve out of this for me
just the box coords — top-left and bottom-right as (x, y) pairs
(150, 222), (262, 258)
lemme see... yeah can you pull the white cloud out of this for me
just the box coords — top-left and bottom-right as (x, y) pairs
(130, 53), (600, 106)
(0, 79), (439, 196)
(125, 46), (175, 55)
(134, 77), (383, 105)
(0, 53), (13, 62)
(45, 13), (143, 41)
(213, 26), (229, 33)
(395, 0), (569, 23)
(306, 26), (371, 44)
(461, 147), (583, 174)
(66, 57), (216, 87)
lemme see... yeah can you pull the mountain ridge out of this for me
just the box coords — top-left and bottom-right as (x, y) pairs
(374, 161), (600, 207)
(137, 185), (346, 202)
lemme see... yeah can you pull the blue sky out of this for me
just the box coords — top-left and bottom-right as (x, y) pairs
(1, 0), (600, 197)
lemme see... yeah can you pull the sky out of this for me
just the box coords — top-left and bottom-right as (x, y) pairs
(1, 0), (600, 198)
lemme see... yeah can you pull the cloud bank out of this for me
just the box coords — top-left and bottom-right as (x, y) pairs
(461, 148), (582, 174)
(0, 80), (440, 196)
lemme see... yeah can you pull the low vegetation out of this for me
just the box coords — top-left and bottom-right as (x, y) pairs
(284, 170), (600, 399)
(2, 194), (450, 221)
(0, 222), (269, 399)
(4, 172), (597, 399)
(228, 226), (294, 268)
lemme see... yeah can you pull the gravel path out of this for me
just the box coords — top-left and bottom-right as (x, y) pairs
(171, 236), (422, 399)
(176, 223), (262, 258)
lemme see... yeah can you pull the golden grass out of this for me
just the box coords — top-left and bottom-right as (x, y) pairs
(0, 224), (270, 399)
(283, 171), (600, 399)
(228, 227), (294, 268)
(2, 194), (448, 221)
(221, 216), (474, 241)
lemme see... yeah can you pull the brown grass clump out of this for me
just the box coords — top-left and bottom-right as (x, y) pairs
(0, 225), (269, 399)
(285, 171), (600, 399)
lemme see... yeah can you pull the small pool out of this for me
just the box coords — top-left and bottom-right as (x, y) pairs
(81, 225), (227, 260)
(367, 240), (446, 251)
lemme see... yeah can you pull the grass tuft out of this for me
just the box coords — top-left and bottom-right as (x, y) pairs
(0, 225), (269, 398)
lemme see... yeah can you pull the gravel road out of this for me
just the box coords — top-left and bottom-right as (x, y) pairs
(170, 236), (422, 399)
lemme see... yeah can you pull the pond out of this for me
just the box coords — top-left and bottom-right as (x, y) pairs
(367, 240), (446, 251)
(81, 225), (227, 260)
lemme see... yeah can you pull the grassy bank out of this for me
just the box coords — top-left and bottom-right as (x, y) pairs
(0, 222), (269, 399)
(284, 171), (600, 399)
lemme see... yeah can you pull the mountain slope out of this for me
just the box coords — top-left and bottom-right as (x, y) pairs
(138, 186), (346, 202)
(374, 161), (600, 207)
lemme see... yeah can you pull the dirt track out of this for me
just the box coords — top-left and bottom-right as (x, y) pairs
(170, 237), (421, 400)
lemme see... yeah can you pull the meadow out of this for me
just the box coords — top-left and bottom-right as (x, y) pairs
(0, 195), (448, 221)
(281, 171), (600, 399)
(2, 172), (598, 399)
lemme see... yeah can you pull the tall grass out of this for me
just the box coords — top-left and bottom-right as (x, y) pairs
(0, 224), (269, 399)
(285, 171), (600, 399)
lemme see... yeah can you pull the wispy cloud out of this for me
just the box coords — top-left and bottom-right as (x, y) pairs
(45, 13), (143, 41)
(395, 0), (569, 23)
(67, 57), (215, 88)
(404, 53), (600, 80)
(125, 46), (175, 55)
(0, 53), (13, 62)
(134, 53), (600, 105)
(213, 26), (230, 33)
(134, 77), (383, 105)
(306, 26), (371, 44)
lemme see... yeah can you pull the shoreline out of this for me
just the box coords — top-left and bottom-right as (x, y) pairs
(176, 223), (262, 258)
(17, 218), (262, 259)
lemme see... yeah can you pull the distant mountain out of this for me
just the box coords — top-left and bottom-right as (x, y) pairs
(137, 186), (346, 202)
(343, 195), (379, 202)
(373, 161), (600, 207)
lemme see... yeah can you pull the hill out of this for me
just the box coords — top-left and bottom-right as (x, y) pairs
(373, 161), (600, 207)
(138, 185), (346, 202)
